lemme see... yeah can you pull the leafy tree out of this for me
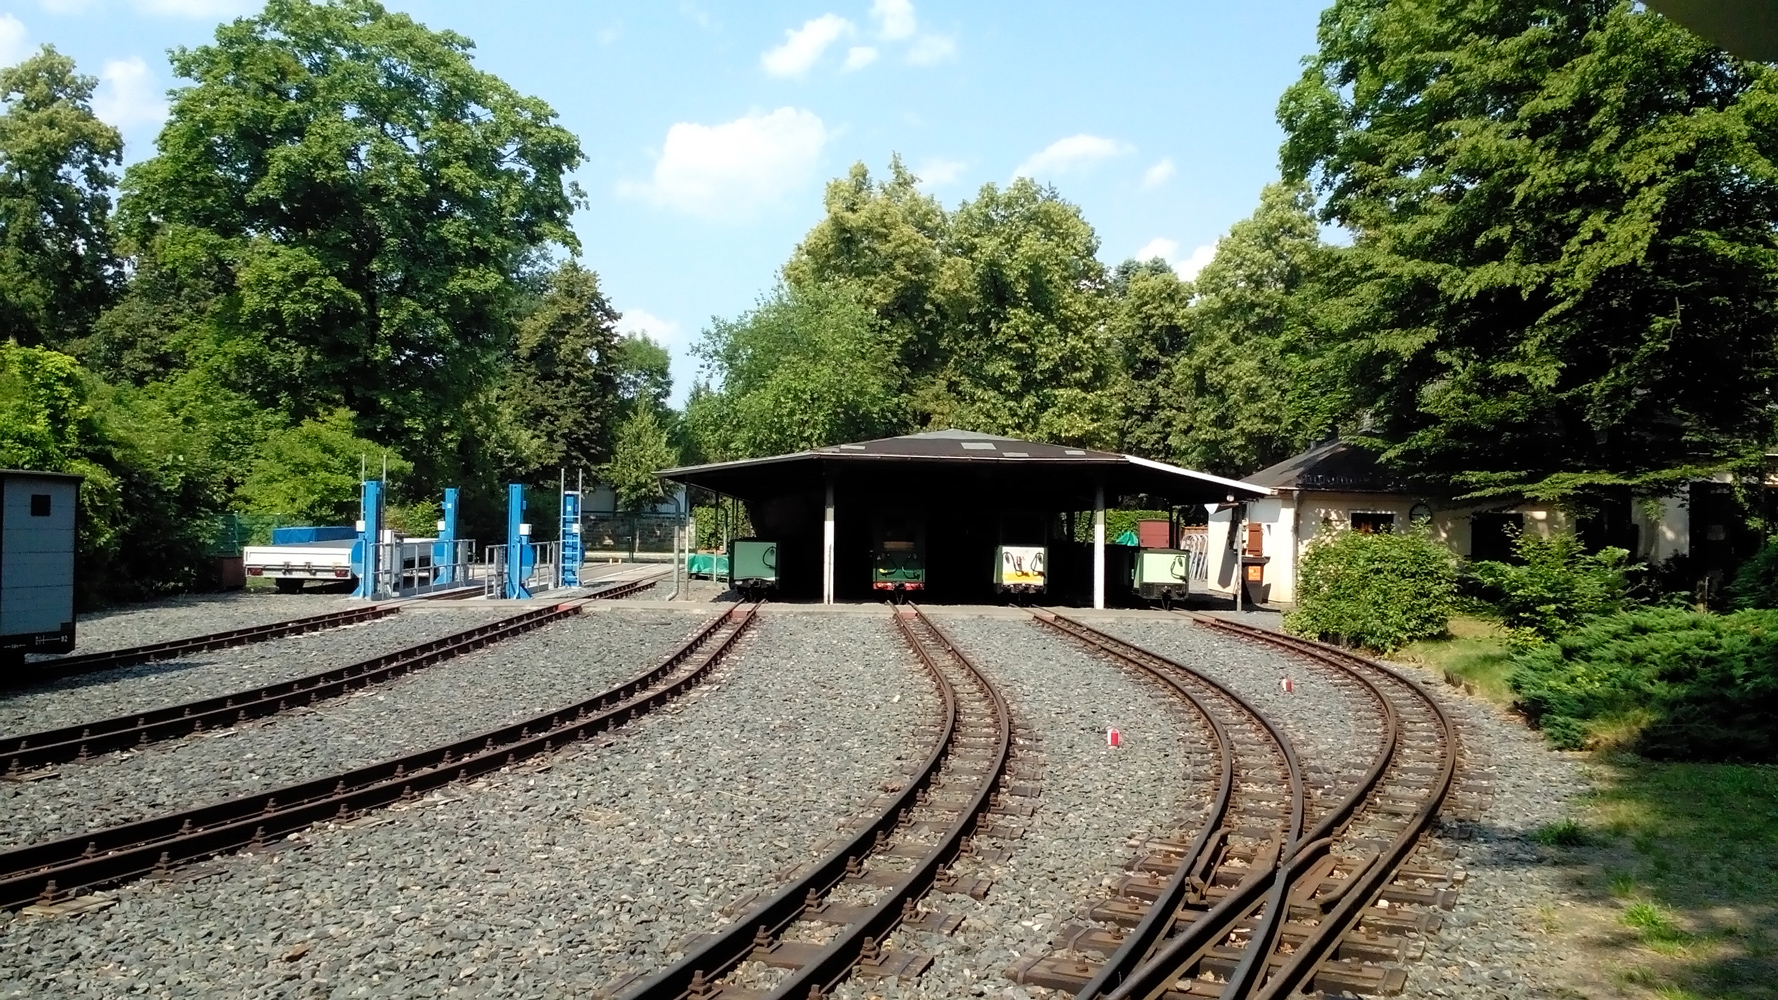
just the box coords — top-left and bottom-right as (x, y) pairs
(1120, 182), (1342, 476)
(1280, 0), (1778, 501)
(615, 332), (673, 419)
(0, 344), (229, 602)
(603, 405), (677, 512)
(0, 46), (122, 350)
(506, 260), (621, 475)
(1107, 258), (1192, 460)
(689, 285), (908, 460)
(112, 0), (585, 486)
(237, 408), (410, 525)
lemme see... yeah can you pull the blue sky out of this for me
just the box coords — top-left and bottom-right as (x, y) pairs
(0, 0), (1329, 402)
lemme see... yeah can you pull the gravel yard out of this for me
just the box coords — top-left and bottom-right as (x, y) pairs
(35, 590), (356, 660)
(1097, 617), (1380, 802)
(2, 607), (517, 737)
(828, 613), (1211, 1000)
(0, 610), (704, 849)
(0, 609), (933, 1000)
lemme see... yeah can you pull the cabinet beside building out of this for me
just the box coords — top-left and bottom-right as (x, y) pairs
(1, 470), (80, 660)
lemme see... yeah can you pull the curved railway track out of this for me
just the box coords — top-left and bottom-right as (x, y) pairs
(8, 572), (655, 693)
(2, 605), (580, 774)
(0, 603), (758, 912)
(616, 604), (1016, 1000)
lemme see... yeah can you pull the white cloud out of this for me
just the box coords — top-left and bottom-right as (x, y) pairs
(0, 14), (28, 66)
(906, 33), (956, 66)
(1134, 237), (1179, 263)
(871, 0), (916, 40)
(1133, 237), (1217, 281)
(130, 0), (254, 16)
(93, 57), (168, 129)
(617, 308), (682, 346)
(619, 107), (828, 220)
(842, 45), (878, 71)
(1142, 157), (1175, 190)
(761, 14), (853, 78)
(915, 157), (965, 190)
(1013, 134), (1133, 179)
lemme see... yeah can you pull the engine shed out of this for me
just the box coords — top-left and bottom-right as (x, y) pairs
(662, 430), (1271, 607)
(1, 469), (80, 661)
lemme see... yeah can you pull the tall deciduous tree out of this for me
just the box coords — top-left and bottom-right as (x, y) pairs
(507, 260), (621, 475)
(112, 0), (584, 486)
(1280, 0), (1778, 499)
(603, 406), (677, 512)
(0, 46), (122, 350)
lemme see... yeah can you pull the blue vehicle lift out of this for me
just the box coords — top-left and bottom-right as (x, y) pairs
(505, 483), (535, 599)
(432, 487), (459, 586)
(351, 479), (383, 599)
(561, 490), (582, 587)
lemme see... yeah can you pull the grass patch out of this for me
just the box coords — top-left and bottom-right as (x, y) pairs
(1532, 817), (1590, 846)
(1579, 757), (1778, 997)
(1393, 615), (1516, 703)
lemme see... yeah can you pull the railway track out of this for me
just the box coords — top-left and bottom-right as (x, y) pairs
(0, 603), (758, 912)
(9, 573), (655, 693)
(614, 605), (1018, 1000)
(2, 605), (581, 775)
(7, 604), (400, 688)
(1011, 611), (1307, 998)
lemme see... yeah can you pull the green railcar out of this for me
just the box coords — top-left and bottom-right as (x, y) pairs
(729, 538), (778, 598)
(1133, 547), (1193, 608)
(871, 515), (925, 600)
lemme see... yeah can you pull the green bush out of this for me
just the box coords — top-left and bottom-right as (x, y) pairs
(1468, 530), (1634, 645)
(1730, 540), (1778, 610)
(1283, 528), (1458, 653)
(1509, 608), (1778, 760)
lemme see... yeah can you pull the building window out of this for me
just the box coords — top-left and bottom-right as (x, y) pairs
(30, 494), (51, 517)
(1471, 512), (1524, 562)
(1350, 511), (1394, 534)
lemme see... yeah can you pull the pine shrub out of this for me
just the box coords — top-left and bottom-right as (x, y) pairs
(1283, 528), (1457, 653)
(1730, 540), (1778, 610)
(1509, 608), (1778, 760)
(1467, 531), (1633, 645)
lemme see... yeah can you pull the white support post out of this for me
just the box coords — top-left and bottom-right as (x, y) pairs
(1093, 482), (1106, 610)
(1234, 507), (1245, 614)
(823, 478), (836, 605)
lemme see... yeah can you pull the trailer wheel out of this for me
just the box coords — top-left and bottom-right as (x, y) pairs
(274, 578), (305, 594)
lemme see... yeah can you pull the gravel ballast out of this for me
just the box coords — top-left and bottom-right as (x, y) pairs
(826, 613), (1210, 1000)
(36, 591), (356, 660)
(0, 610), (702, 849)
(0, 609), (933, 999)
(1, 607), (517, 738)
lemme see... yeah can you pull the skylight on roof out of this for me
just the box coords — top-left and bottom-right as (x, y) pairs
(960, 442), (997, 450)
(839, 444), (866, 450)
(1003, 451), (1028, 457)
(1065, 449), (1087, 455)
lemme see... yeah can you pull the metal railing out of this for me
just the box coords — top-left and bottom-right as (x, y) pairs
(482, 540), (564, 598)
(364, 538), (484, 599)
(1180, 528), (1210, 585)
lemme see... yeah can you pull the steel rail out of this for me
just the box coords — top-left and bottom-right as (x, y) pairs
(3, 605), (578, 774)
(7, 605), (401, 689)
(0, 603), (758, 911)
(618, 605), (1012, 1000)
(1030, 612), (1304, 1000)
(587, 577), (659, 600)
(1182, 615), (1458, 1000)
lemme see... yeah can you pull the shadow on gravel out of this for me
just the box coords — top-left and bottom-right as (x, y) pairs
(2, 653), (234, 700)
(1535, 756), (1778, 1000)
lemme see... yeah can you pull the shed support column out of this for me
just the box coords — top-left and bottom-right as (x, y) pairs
(1093, 482), (1106, 610)
(823, 478), (835, 605)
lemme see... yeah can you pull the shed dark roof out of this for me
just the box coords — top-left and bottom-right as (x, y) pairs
(0, 469), (82, 482)
(1243, 441), (1423, 494)
(663, 430), (1270, 506)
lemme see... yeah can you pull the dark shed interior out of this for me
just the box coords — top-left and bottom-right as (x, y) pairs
(663, 430), (1268, 605)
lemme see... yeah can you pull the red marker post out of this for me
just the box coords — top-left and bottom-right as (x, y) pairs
(1107, 727), (1122, 748)
(1280, 677), (1295, 694)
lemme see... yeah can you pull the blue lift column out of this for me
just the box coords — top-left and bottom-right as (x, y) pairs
(352, 479), (383, 599)
(505, 483), (534, 599)
(432, 487), (459, 586)
(560, 490), (582, 587)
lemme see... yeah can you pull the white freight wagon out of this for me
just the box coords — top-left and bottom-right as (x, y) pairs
(1, 470), (80, 661)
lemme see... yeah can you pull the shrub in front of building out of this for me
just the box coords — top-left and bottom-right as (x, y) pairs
(1284, 528), (1457, 653)
(1730, 540), (1778, 610)
(1509, 607), (1778, 760)
(1467, 531), (1635, 646)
